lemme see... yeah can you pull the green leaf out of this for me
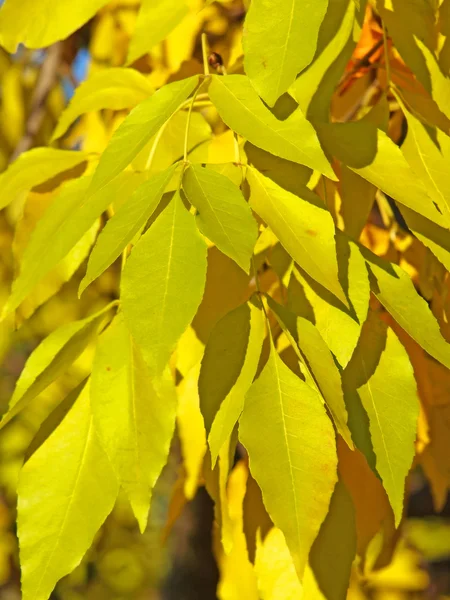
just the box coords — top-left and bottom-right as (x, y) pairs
(376, 0), (437, 92)
(0, 305), (112, 429)
(183, 165), (258, 273)
(247, 167), (346, 304)
(18, 382), (118, 600)
(243, 0), (328, 106)
(208, 75), (335, 178)
(267, 297), (353, 448)
(0, 0), (109, 52)
(364, 250), (450, 370)
(289, 236), (370, 368)
(24, 380), (87, 463)
(304, 478), (356, 600)
(88, 76), (198, 197)
(239, 339), (338, 576)
(127, 0), (189, 64)
(199, 301), (265, 464)
(416, 38), (450, 121)
(80, 165), (177, 293)
(122, 192), (207, 376)
(290, 0), (360, 121)
(0, 148), (89, 210)
(52, 68), (154, 141)
(317, 121), (447, 227)
(3, 172), (144, 317)
(399, 98), (450, 225)
(347, 317), (419, 525)
(340, 166), (376, 239)
(91, 314), (176, 532)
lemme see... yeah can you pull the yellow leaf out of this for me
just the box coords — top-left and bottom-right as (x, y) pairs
(0, 0), (110, 52)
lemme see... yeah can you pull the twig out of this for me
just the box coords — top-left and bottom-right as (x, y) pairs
(10, 42), (62, 162)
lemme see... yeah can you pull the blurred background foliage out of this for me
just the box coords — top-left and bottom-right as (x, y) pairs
(0, 0), (449, 598)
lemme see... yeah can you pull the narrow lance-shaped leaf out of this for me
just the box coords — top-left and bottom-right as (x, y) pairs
(244, 0), (328, 106)
(88, 75), (199, 197)
(364, 250), (450, 370)
(122, 192), (208, 376)
(91, 313), (177, 532)
(199, 301), (265, 464)
(18, 382), (119, 600)
(208, 75), (336, 178)
(183, 165), (258, 273)
(3, 172), (144, 317)
(345, 315), (419, 526)
(127, 0), (189, 64)
(0, 304), (113, 429)
(239, 339), (338, 576)
(247, 167), (346, 304)
(268, 297), (353, 448)
(0, 148), (90, 210)
(80, 165), (177, 293)
(52, 68), (154, 141)
(0, 0), (109, 52)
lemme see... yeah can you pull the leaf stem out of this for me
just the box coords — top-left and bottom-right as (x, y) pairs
(201, 33), (209, 76)
(382, 21), (391, 89)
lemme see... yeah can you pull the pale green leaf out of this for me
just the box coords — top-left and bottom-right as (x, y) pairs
(88, 76), (198, 197)
(80, 165), (176, 293)
(239, 340), (338, 576)
(290, 0), (360, 120)
(376, 0), (437, 92)
(289, 236), (370, 368)
(317, 121), (447, 227)
(122, 192), (207, 376)
(267, 297), (353, 448)
(0, 0), (109, 52)
(18, 382), (118, 600)
(52, 68), (154, 141)
(91, 314), (176, 532)
(127, 0), (189, 64)
(3, 172), (144, 316)
(247, 167), (346, 304)
(400, 99), (450, 225)
(243, 0), (328, 106)
(353, 322), (419, 525)
(0, 305), (112, 429)
(183, 165), (258, 273)
(0, 148), (89, 210)
(364, 250), (450, 369)
(303, 478), (356, 600)
(201, 302), (265, 464)
(208, 75), (335, 178)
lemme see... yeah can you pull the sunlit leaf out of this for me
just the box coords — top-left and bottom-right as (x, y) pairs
(208, 75), (335, 178)
(0, 148), (89, 210)
(317, 122), (447, 227)
(416, 38), (450, 122)
(0, 304), (112, 429)
(243, 0), (328, 106)
(240, 339), (338, 576)
(0, 0), (110, 52)
(199, 301), (265, 464)
(88, 76), (198, 197)
(18, 382), (119, 600)
(91, 313), (176, 531)
(127, 0), (189, 64)
(52, 68), (154, 141)
(3, 173), (143, 316)
(80, 165), (176, 293)
(183, 164), (258, 273)
(364, 251), (450, 369)
(177, 363), (207, 500)
(247, 167), (346, 304)
(122, 192), (207, 376)
(303, 479), (356, 600)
